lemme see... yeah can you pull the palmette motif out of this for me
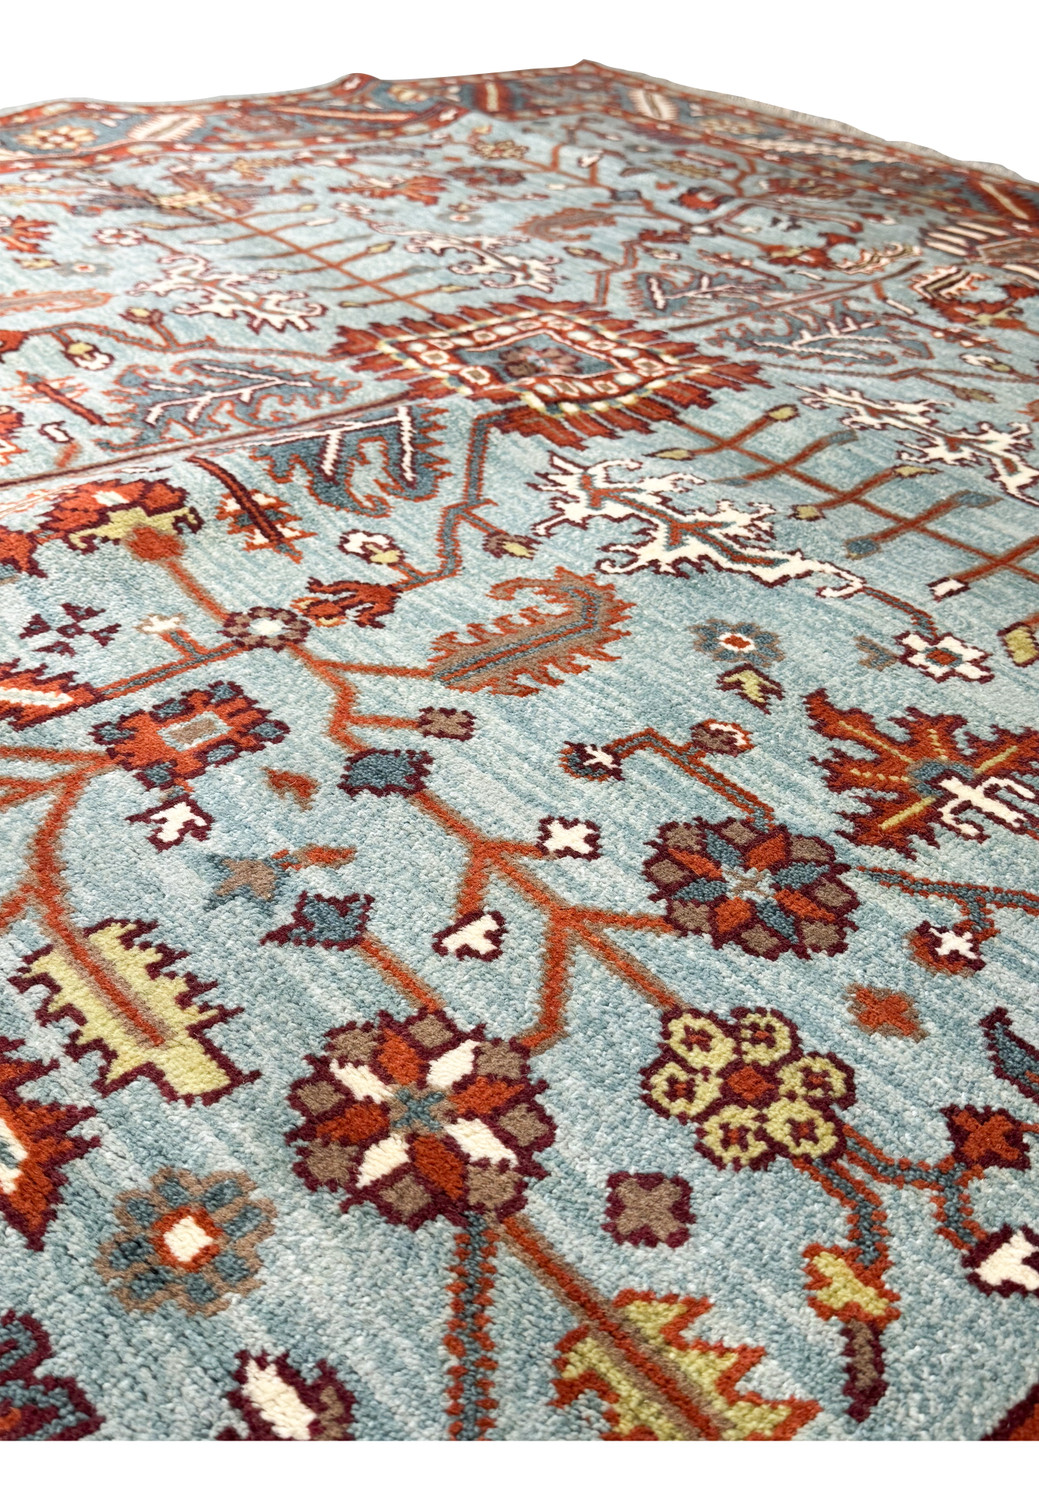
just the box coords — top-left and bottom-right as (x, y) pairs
(0, 60), (1037, 1441)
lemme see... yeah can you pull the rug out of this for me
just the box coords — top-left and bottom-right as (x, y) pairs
(0, 59), (1037, 1443)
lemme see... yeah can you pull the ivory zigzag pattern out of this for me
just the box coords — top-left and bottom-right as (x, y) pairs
(0, 59), (1038, 1440)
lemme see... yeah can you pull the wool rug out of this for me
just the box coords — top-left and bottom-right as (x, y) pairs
(0, 60), (1037, 1443)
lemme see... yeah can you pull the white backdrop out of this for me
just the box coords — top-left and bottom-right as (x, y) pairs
(2, 0), (1037, 182)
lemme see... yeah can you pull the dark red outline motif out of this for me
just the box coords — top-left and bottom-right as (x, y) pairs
(416, 706), (475, 741)
(963, 1224), (1039, 1298)
(261, 891), (374, 950)
(984, 1380), (1039, 1440)
(0, 1037), (98, 1250)
(338, 747), (433, 797)
(218, 1350), (355, 1440)
(643, 815), (858, 959)
(432, 909), (507, 961)
(943, 1104), (1030, 1172)
(10, 918), (256, 1106)
(126, 794), (213, 850)
(980, 1007), (1039, 1104)
(287, 1010), (554, 1230)
(0, 1309), (103, 1440)
(536, 816), (601, 860)
(91, 680), (289, 790)
(603, 1171), (693, 1249)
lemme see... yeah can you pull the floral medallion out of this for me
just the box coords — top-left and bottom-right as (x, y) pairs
(287, 1011), (554, 1229)
(643, 1007), (855, 1172)
(644, 816), (859, 958)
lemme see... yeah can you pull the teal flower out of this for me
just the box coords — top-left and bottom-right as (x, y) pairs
(97, 1169), (275, 1318)
(691, 619), (784, 669)
(339, 748), (432, 797)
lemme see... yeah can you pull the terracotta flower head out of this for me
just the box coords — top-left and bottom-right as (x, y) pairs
(644, 815), (859, 960)
(287, 1011), (554, 1230)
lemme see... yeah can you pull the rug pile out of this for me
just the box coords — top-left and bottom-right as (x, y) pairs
(0, 60), (1038, 1441)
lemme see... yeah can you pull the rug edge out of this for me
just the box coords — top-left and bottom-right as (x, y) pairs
(0, 57), (1031, 192)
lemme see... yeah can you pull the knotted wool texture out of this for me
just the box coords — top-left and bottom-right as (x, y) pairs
(0, 60), (1038, 1442)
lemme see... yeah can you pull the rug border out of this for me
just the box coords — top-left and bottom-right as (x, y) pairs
(573, 59), (1031, 184)
(0, 57), (1030, 188)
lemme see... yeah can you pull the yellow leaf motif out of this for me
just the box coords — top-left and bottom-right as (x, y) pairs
(804, 1245), (900, 1327)
(718, 664), (783, 711)
(809, 1252), (892, 1320)
(13, 920), (250, 1104)
(65, 502), (196, 550)
(555, 1291), (818, 1441)
(1001, 622), (1039, 668)
(558, 1334), (690, 1441)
